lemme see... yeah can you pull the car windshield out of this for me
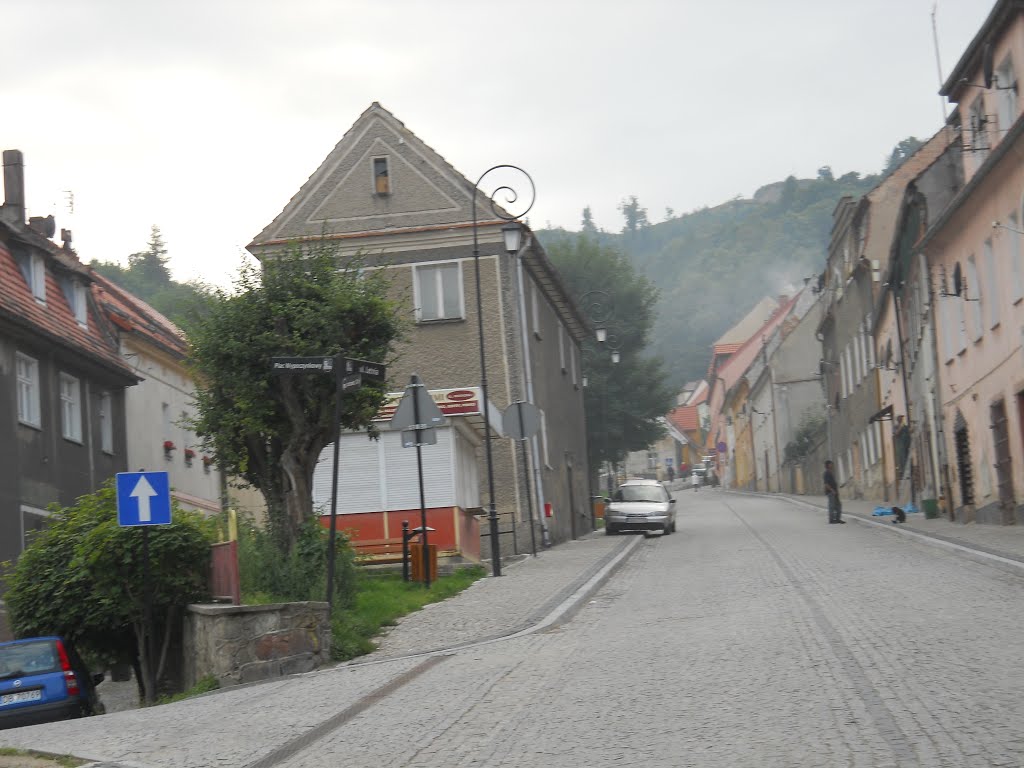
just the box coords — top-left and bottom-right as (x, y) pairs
(0, 640), (59, 679)
(614, 486), (666, 503)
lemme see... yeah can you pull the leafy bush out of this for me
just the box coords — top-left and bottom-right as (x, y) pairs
(237, 515), (357, 608)
(2, 480), (215, 691)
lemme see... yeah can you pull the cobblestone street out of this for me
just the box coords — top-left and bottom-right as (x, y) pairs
(3, 490), (1024, 767)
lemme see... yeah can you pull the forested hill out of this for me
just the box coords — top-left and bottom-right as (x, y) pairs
(537, 140), (924, 387)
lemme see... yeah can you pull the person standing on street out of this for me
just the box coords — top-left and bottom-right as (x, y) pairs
(691, 471), (700, 492)
(824, 460), (844, 524)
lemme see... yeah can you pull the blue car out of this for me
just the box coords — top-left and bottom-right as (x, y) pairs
(0, 637), (104, 730)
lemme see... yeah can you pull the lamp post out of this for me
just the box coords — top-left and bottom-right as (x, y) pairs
(472, 165), (535, 577)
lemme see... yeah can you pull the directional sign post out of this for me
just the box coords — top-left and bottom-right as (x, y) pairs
(270, 352), (387, 611)
(391, 374), (446, 588)
(115, 471), (172, 704)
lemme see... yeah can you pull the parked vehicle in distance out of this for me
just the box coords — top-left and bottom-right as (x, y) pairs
(604, 478), (676, 535)
(0, 637), (104, 730)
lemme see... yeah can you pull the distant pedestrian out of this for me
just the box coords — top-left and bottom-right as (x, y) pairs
(667, 465), (675, 482)
(691, 472), (700, 492)
(824, 460), (844, 524)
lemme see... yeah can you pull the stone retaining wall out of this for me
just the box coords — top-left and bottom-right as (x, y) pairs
(183, 601), (330, 688)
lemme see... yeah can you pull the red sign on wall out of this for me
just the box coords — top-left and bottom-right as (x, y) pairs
(375, 387), (482, 421)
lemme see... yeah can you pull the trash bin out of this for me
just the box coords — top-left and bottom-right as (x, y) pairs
(410, 543), (438, 583)
(923, 498), (939, 519)
(592, 496), (606, 519)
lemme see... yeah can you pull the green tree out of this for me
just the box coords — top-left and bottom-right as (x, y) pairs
(187, 244), (402, 552)
(883, 136), (926, 177)
(546, 236), (674, 471)
(3, 481), (214, 703)
(581, 206), (598, 235)
(127, 225), (172, 287)
(618, 195), (649, 235)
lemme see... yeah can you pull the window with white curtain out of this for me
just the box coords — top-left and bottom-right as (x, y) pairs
(99, 391), (113, 454)
(16, 353), (40, 427)
(60, 373), (82, 442)
(984, 239), (999, 329)
(414, 262), (463, 321)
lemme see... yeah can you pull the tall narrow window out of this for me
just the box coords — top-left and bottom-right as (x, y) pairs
(373, 157), (390, 195)
(16, 352), (40, 427)
(969, 98), (990, 171)
(60, 373), (82, 442)
(984, 239), (1000, 329)
(967, 255), (984, 341)
(1010, 211), (1024, 303)
(997, 57), (1017, 133)
(73, 282), (88, 326)
(162, 402), (171, 439)
(558, 325), (567, 373)
(414, 262), (462, 321)
(30, 254), (46, 302)
(99, 392), (113, 454)
(531, 284), (542, 339)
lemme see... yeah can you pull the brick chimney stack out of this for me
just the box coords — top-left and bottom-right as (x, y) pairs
(2, 149), (26, 226)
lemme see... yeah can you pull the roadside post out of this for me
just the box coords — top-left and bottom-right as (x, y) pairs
(390, 374), (446, 587)
(271, 354), (387, 613)
(115, 470), (171, 704)
(502, 401), (541, 556)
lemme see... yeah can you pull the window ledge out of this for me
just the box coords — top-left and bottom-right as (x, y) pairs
(63, 436), (83, 445)
(533, 331), (543, 340)
(417, 317), (465, 326)
(18, 419), (41, 431)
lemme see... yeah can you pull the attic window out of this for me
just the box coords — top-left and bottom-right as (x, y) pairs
(373, 157), (390, 195)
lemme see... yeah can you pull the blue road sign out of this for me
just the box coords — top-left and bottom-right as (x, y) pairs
(116, 471), (172, 526)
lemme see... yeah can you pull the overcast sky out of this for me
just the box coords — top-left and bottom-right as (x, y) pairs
(3, 0), (991, 286)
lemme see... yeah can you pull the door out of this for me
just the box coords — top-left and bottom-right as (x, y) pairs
(991, 400), (1014, 524)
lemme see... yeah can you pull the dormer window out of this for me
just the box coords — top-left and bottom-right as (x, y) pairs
(22, 253), (46, 303)
(60, 276), (88, 326)
(373, 157), (390, 195)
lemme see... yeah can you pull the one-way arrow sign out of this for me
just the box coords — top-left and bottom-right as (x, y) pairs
(116, 471), (172, 526)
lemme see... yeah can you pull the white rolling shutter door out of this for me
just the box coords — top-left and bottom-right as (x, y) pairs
(381, 429), (456, 510)
(313, 435), (383, 514)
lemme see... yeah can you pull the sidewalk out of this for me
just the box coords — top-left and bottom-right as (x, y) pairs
(765, 491), (1024, 569)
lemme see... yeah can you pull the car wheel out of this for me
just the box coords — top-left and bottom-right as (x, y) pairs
(662, 523), (672, 535)
(605, 525), (616, 535)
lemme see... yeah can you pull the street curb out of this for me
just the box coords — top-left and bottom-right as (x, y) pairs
(732, 490), (1024, 577)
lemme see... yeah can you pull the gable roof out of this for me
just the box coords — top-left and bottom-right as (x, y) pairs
(250, 102), (509, 249)
(713, 297), (780, 347)
(0, 220), (136, 381)
(90, 271), (188, 361)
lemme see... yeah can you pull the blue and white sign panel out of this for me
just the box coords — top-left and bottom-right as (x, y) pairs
(116, 471), (172, 527)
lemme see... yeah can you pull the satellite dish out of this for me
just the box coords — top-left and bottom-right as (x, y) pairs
(983, 41), (994, 89)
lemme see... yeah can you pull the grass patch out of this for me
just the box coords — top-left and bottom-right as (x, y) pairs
(0, 748), (85, 767)
(154, 674), (220, 705)
(331, 566), (486, 661)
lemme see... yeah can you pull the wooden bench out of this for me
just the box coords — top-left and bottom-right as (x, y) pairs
(351, 538), (406, 565)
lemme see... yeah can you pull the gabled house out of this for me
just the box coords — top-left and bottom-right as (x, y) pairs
(818, 133), (950, 500)
(917, 0), (1024, 523)
(90, 272), (227, 517)
(0, 150), (138, 567)
(248, 103), (590, 555)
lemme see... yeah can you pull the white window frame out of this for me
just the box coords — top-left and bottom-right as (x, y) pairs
(60, 372), (82, 442)
(413, 261), (464, 322)
(16, 352), (41, 428)
(20, 504), (51, 552)
(99, 391), (113, 454)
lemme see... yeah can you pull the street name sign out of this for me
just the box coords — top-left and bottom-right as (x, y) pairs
(341, 373), (362, 393)
(344, 357), (386, 382)
(271, 356), (336, 373)
(116, 471), (172, 527)
(402, 428), (438, 448)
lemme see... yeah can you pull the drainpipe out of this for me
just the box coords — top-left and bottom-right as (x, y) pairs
(515, 236), (550, 547)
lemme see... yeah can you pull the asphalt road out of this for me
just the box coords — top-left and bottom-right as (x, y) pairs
(4, 490), (1024, 767)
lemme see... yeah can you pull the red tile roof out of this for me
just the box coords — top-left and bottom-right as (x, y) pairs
(90, 272), (188, 360)
(667, 405), (699, 433)
(0, 224), (135, 380)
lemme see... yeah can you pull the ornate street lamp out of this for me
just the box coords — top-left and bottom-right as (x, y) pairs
(472, 165), (535, 577)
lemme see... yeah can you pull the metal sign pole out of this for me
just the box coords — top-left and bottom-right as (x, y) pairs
(411, 377), (430, 588)
(325, 357), (342, 612)
(142, 526), (155, 704)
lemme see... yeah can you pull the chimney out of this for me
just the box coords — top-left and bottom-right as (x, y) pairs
(3, 149), (26, 225)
